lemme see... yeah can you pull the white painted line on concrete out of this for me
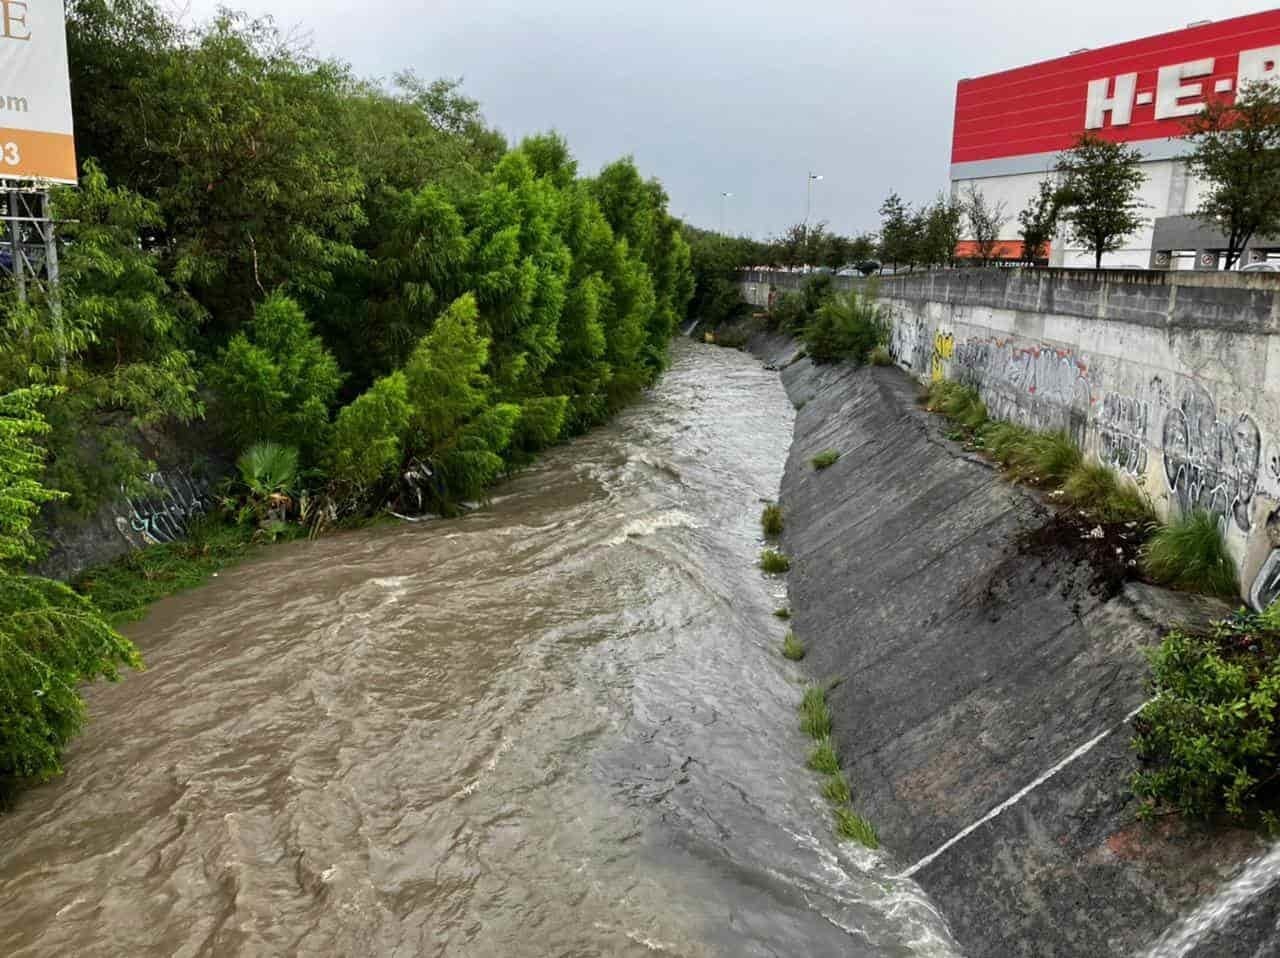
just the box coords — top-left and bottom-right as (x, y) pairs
(895, 703), (1147, 880)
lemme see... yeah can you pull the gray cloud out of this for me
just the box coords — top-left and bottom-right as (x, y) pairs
(178, 0), (1268, 238)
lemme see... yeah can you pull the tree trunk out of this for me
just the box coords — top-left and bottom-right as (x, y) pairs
(1095, 249), (1103, 270)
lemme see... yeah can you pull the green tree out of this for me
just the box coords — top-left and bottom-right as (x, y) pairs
(403, 293), (492, 452)
(923, 195), (964, 268)
(327, 372), (413, 492)
(963, 184), (1009, 266)
(0, 387), (139, 796)
(878, 193), (920, 270)
(0, 163), (201, 514)
(208, 293), (343, 458)
(1017, 178), (1063, 265)
(1055, 133), (1147, 269)
(1183, 80), (1280, 270)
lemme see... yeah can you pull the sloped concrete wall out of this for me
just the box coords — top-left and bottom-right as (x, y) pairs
(741, 268), (1280, 607)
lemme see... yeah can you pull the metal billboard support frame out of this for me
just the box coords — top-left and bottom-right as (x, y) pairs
(2, 184), (66, 372)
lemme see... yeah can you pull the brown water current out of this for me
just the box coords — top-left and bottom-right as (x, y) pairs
(0, 340), (958, 956)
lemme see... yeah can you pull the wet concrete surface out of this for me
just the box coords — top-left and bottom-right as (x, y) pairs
(739, 326), (1275, 957)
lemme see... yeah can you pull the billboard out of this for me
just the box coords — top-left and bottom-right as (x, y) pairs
(952, 10), (1280, 180)
(0, 0), (76, 183)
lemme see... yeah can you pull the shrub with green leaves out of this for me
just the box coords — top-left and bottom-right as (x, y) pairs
(769, 291), (809, 332)
(208, 293), (344, 459)
(0, 389), (139, 798)
(803, 290), (887, 365)
(1133, 605), (1280, 821)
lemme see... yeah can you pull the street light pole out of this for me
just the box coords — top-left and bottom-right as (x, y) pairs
(805, 172), (823, 226)
(720, 191), (733, 233)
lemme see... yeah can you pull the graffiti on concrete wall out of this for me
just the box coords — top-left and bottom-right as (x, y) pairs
(1098, 391), (1151, 477)
(951, 338), (1093, 444)
(115, 471), (212, 547)
(1252, 553), (1280, 610)
(1162, 386), (1262, 533)
(931, 331), (954, 383)
(890, 313), (929, 374)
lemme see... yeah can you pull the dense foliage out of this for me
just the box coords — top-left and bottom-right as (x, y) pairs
(1133, 604), (1280, 824)
(1, 0), (697, 799)
(0, 390), (139, 799)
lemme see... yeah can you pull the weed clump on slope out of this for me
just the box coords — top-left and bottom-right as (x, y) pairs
(811, 449), (840, 470)
(1142, 510), (1240, 599)
(1062, 461), (1154, 524)
(760, 549), (791, 574)
(761, 503), (784, 537)
(796, 684), (879, 849)
(782, 631), (806, 661)
(926, 381), (987, 431)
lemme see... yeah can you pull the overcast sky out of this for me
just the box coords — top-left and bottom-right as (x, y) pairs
(177, 0), (1270, 239)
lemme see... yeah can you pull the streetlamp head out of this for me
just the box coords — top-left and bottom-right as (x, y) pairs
(810, 174), (823, 181)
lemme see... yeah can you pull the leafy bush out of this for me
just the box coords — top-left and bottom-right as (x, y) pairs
(0, 390), (139, 799)
(782, 631), (806, 661)
(802, 290), (887, 365)
(1143, 510), (1240, 598)
(208, 293), (343, 459)
(327, 371), (412, 492)
(769, 292), (809, 332)
(760, 548), (791, 574)
(1062, 460), (1154, 523)
(0, 388), (64, 564)
(233, 441), (300, 527)
(1133, 606), (1280, 820)
(801, 273), (835, 314)
(515, 396), (570, 452)
(811, 449), (840, 470)
(437, 403), (522, 502)
(0, 573), (141, 797)
(761, 503), (784, 537)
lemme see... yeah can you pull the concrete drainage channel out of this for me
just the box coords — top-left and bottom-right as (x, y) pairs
(727, 325), (1279, 957)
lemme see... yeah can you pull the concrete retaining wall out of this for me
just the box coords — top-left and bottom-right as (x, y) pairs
(741, 267), (1280, 607)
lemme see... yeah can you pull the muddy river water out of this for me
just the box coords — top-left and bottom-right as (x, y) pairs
(0, 340), (957, 956)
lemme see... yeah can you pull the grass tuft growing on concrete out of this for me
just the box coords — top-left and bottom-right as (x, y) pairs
(811, 449), (840, 470)
(799, 685), (833, 739)
(1142, 510), (1241, 599)
(759, 549), (791, 574)
(822, 772), (852, 805)
(773, 607), (791, 620)
(807, 736), (840, 773)
(834, 806), (880, 849)
(1062, 461), (1154, 524)
(981, 422), (1082, 485)
(926, 381), (987, 431)
(782, 631), (806, 661)
(868, 345), (892, 367)
(761, 503), (784, 537)
(794, 683), (881, 849)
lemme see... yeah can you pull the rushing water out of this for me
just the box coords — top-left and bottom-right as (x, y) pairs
(0, 340), (957, 956)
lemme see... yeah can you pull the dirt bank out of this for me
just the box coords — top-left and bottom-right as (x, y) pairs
(739, 327), (1275, 957)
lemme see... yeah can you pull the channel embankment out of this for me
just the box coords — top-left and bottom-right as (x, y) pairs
(738, 326), (1277, 956)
